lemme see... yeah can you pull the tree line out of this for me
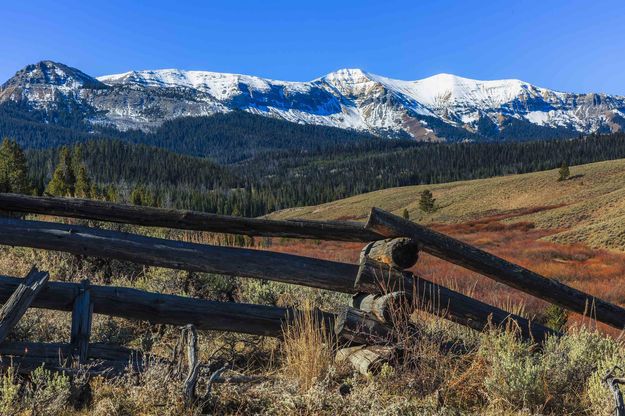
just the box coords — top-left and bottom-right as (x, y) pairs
(0, 131), (619, 216)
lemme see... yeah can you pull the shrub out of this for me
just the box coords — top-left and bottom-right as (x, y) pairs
(0, 368), (19, 415)
(26, 366), (71, 414)
(479, 331), (545, 412)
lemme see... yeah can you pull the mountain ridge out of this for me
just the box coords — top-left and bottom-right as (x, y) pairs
(2, 60), (625, 141)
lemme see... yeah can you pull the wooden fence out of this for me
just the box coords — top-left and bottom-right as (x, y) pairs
(0, 193), (622, 376)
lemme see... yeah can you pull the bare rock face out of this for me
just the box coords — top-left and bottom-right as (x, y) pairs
(2, 61), (625, 140)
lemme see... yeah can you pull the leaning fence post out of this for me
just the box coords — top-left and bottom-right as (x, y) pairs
(0, 267), (49, 344)
(71, 279), (93, 364)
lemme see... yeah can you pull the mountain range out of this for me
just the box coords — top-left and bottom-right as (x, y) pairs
(2, 60), (625, 141)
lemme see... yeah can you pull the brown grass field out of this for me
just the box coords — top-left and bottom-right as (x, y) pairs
(268, 158), (625, 334)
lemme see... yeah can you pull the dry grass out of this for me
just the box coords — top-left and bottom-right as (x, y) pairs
(281, 301), (334, 392)
(268, 157), (625, 251)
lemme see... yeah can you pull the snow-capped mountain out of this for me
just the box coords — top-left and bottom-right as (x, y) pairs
(2, 60), (625, 141)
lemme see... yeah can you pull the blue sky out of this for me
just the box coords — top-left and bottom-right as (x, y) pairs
(2, 0), (625, 94)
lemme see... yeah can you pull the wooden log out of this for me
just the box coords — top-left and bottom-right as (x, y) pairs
(0, 341), (140, 362)
(0, 274), (335, 338)
(355, 259), (413, 294)
(335, 345), (395, 376)
(356, 257), (558, 343)
(351, 292), (408, 323)
(0, 193), (379, 242)
(365, 207), (625, 330)
(334, 307), (393, 345)
(0, 268), (49, 343)
(361, 238), (419, 269)
(70, 280), (93, 363)
(182, 325), (200, 407)
(0, 217), (358, 294)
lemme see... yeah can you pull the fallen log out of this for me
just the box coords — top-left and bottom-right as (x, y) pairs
(0, 341), (140, 362)
(366, 207), (625, 330)
(335, 345), (395, 376)
(0, 193), (379, 242)
(356, 258), (558, 343)
(334, 307), (393, 345)
(0, 274), (335, 338)
(351, 292), (408, 323)
(0, 217), (358, 293)
(0, 268), (49, 343)
(361, 238), (419, 269)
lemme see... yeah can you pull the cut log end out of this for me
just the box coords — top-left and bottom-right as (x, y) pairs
(362, 238), (420, 269)
(335, 345), (395, 376)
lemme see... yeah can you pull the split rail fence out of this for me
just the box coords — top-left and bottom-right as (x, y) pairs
(0, 193), (622, 376)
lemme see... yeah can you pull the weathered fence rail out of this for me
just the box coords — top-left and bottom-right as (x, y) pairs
(0, 193), (379, 241)
(0, 217), (358, 293)
(0, 194), (623, 378)
(0, 274), (332, 337)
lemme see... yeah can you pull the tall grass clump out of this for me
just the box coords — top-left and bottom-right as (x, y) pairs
(281, 301), (334, 392)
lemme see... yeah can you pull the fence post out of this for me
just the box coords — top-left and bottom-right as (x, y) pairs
(0, 268), (49, 343)
(71, 279), (93, 364)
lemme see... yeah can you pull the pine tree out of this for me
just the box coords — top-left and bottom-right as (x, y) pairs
(105, 185), (118, 202)
(130, 186), (158, 207)
(46, 147), (75, 196)
(419, 189), (436, 213)
(558, 162), (570, 181)
(130, 186), (144, 206)
(71, 145), (94, 198)
(402, 208), (410, 220)
(74, 165), (92, 198)
(0, 138), (30, 194)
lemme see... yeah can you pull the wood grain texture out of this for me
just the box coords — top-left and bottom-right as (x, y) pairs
(70, 280), (93, 363)
(0, 268), (49, 343)
(335, 345), (395, 376)
(334, 307), (393, 346)
(351, 292), (408, 323)
(364, 238), (420, 269)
